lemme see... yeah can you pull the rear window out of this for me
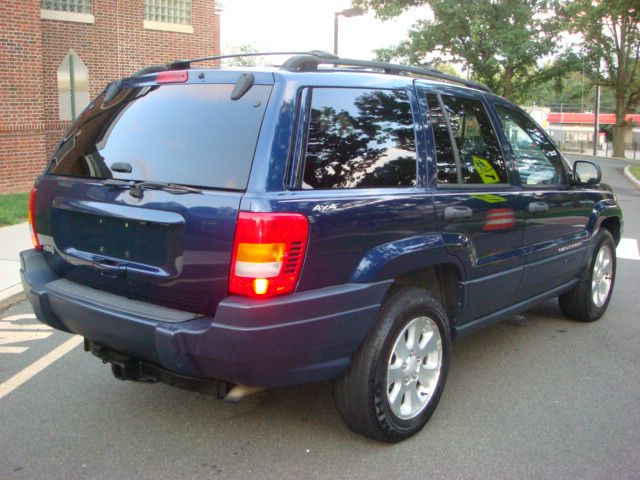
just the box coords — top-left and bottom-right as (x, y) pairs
(301, 87), (417, 189)
(47, 83), (272, 190)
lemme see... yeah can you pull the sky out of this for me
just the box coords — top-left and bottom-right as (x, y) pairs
(218, 0), (422, 61)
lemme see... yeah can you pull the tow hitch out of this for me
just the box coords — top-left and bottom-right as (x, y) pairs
(84, 339), (233, 399)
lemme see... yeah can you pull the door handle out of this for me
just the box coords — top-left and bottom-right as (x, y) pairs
(444, 206), (473, 221)
(91, 257), (127, 278)
(528, 201), (549, 214)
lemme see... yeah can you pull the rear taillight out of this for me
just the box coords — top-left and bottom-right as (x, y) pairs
(28, 187), (42, 251)
(229, 212), (309, 298)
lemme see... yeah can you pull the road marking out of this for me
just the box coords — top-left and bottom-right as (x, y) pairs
(617, 238), (640, 261)
(0, 335), (83, 400)
(0, 331), (52, 347)
(0, 347), (28, 354)
(2, 314), (37, 322)
(0, 314), (53, 353)
(0, 322), (51, 330)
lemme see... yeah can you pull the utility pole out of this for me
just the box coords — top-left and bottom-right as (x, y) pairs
(559, 104), (563, 150)
(333, 14), (340, 56)
(593, 84), (601, 156)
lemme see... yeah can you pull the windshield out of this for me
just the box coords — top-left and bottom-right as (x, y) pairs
(47, 83), (272, 190)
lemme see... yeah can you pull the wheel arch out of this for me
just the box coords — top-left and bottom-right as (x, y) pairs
(381, 264), (462, 329)
(599, 216), (621, 245)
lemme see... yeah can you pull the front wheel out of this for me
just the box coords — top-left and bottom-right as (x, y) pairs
(559, 229), (616, 322)
(333, 287), (450, 443)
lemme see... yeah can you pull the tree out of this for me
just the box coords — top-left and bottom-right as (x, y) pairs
(222, 44), (258, 67)
(356, 0), (558, 100)
(523, 63), (616, 112)
(556, 0), (640, 157)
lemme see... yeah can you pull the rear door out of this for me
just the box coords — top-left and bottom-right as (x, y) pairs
(417, 85), (526, 322)
(35, 71), (274, 314)
(492, 103), (592, 299)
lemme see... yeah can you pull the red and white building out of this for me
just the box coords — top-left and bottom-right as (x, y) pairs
(545, 112), (640, 150)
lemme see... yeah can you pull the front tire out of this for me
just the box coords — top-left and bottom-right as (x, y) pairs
(333, 287), (450, 443)
(559, 229), (616, 322)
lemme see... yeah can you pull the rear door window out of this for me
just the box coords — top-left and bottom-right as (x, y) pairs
(301, 87), (417, 189)
(48, 83), (273, 190)
(426, 93), (508, 186)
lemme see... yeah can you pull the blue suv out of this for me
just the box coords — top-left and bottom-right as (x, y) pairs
(21, 51), (622, 442)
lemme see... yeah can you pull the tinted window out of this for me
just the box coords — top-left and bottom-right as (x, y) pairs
(426, 94), (457, 184)
(495, 105), (565, 185)
(48, 83), (272, 190)
(427, 93), (508, 185)
(302, 88), (416, 189)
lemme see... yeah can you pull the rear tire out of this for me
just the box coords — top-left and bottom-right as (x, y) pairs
(333, 287), (450, 443)
(559, 229), (616, 322)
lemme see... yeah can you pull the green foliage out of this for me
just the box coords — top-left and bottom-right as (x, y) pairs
(223, 44), (258, 67)
(434, 63), (458, 76)
(0, 192), (29, 227)
(555, 0), (639, 156)
(358, 0), (559, 100)
(523, 66), (616, 111)
(556, 0), (639, 98)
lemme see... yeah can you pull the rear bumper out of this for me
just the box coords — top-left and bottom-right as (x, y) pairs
(21, 249), (390, 388)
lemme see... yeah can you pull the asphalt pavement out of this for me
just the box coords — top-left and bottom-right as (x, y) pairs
(1, 155), (639, 480)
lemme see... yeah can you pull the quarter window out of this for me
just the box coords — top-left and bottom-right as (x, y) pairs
(302, 88), (417, 189)
(495, 105), (565, 185)
(426, 94), (508, 186)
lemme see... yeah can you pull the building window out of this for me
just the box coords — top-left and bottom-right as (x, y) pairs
(41, 0), (94, 23)
(144, 0), (192, 25)
(57, 50), (90, 121)
(41, 0), (92, 13)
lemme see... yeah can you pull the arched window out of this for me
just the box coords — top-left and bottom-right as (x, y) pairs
(57, 49), (89, 120)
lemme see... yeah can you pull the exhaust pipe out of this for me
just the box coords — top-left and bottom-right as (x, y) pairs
(223, 384), (265, 403)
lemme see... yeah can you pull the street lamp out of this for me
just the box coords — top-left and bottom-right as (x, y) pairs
(334, 7), (364, 56)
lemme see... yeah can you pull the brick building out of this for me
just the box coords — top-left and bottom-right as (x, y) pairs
(0, 0), (219, 193)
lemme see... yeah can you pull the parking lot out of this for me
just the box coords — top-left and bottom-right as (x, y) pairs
(1, 156), (639, 480)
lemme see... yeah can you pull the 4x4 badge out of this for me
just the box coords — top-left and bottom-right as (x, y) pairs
(312, 204), (338, 213)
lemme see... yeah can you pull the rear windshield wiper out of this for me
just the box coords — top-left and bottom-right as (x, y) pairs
(102, 179), (202, 197)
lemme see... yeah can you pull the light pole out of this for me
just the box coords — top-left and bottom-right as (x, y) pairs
(334, 7), (364, 56)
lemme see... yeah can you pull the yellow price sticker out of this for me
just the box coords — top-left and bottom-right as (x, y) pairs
(471, 155), (500, 184)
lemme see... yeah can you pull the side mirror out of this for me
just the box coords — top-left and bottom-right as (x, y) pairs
(573, 160), (601, 186)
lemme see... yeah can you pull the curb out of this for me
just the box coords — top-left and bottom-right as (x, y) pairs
(623, 165), (640, 189)
(564, 152), (639, 162)
(0, 284), (25, 311)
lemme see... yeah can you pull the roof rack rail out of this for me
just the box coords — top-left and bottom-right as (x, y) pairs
(281, 54), (492, 93)
(131, 50), (491, 93)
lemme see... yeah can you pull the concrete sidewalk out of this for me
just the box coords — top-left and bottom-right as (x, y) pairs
(0, 222), (30, 308)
